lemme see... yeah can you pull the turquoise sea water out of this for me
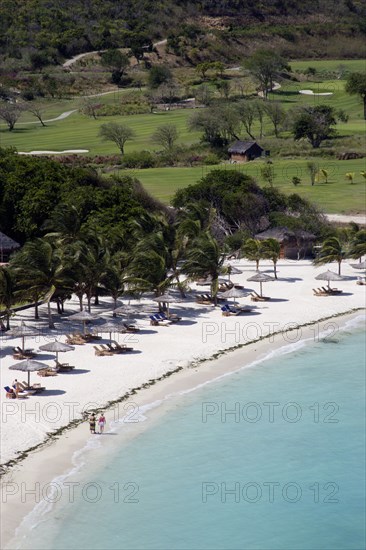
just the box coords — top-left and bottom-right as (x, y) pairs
(16, 319), (365, 550)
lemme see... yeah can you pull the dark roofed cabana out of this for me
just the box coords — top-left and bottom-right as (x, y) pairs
(228, 140), (263, 163)
(255, 227), (316, 259)
(0, 232), (20, 263)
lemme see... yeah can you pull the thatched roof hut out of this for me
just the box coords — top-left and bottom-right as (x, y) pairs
(0, 231), (20, 262)
(228, 141), (263, 163)
(255, 226), (316, 259)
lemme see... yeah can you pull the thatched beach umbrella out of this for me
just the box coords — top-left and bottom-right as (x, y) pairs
(225, 264), (242, 281)
(247, 272), (275, 297)
(350, 260), (366, 270)
(218, 287), (249, 306)
(7, 321), (38, 353)
(9, 359), (50, 387)
(67, 310), (98, 335)
(39, 340), (74, 362)
(152, 293), (182, 318)
(97, 321), (124, 342)
(315, 270), (346, 290)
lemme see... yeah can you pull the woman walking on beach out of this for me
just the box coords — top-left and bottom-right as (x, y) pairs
(98, 413), (106, 434)
(89, 413), (96, 434)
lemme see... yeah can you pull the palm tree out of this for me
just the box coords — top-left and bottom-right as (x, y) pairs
(101, 255), (128, 311)
(67, 234), (109, 312)
(348, 230), (366, 261)
(182, 232), (224, 305)
(242, 239), (264, 271)
(0, 266), (16, 330)
(261, 238), (281, 279)
(42, 204), (83, 244)
(10, 239), (71, 327)
(313, 236), (347, 275)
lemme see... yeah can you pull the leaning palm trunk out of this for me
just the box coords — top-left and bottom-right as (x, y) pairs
(211, 276), (219, 306)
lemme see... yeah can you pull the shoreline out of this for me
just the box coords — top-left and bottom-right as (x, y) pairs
(1, 309), (364, 549)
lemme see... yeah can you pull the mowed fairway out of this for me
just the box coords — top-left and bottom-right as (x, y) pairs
(0, 109), (199, 154)
(130, 158), (366, 213)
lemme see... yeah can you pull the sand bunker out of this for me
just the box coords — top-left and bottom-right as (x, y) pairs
(299, 89), (333, 96)
(18, 149), (89, 155)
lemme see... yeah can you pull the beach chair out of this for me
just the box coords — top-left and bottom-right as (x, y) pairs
(123, 323), (140, 333)
(5, 386), (29, 398)
(54, 360), (75, 372)
(156, 312), (182, 323)
(313, 288), (328, 296)
(322, 287), (343, 295)
(250, 291), (270, 302)
(149, 314), (171, 326)
(37, 368), (58, 377)
(21, 381), (45, 393)
(93, 345), (113, 356)
(110, 341), (134, 353)
(357, 277), (366, 285)
(221, 304), (240, 316)
(66, 334), (85, 345)
(195, 295), (213, 305)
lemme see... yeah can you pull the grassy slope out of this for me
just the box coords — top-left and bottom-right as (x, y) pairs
(1, 59), (365, 213)
(129, 158), (366, 213)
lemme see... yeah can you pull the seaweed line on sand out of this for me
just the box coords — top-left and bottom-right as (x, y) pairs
(1, 307), (364, 476)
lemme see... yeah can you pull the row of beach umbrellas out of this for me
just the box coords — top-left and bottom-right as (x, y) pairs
(6, 261), (363, 386)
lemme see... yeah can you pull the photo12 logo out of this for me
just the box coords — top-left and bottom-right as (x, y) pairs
(1, 481), (140, 505)
(201, 401), (340, 424)
(201, 481), (339, 504)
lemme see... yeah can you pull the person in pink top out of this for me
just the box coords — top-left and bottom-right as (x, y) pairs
(98, 413), (106, 434)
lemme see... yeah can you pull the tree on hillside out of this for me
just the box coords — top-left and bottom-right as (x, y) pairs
(99, 122), (135, 154)
(292, 105), (337, 148)
(151, 124), (178, 153)
(345, 72), (366, 119)
(79, 97), (100, 120)
(0, 102), (23, 131)
(26, 103), (47, 126)
(236, 100), (256, 139)
(264, 101), (286, 137)
(100, 49), (129, 85)
(244, 50), (287, 99)
(148, 65), (172, 89)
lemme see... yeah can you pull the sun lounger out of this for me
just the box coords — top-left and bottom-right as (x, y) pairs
(93, 345), (114, 356)
(221, 304), (253, 316)
(150, 314), (172, 326)
(21, 381), (45, 393)
(313, 288), (328, 296)
(5, 386), (29, 398)
(156, 312), (182, 323)
(357, 277), (366, 285)
(110, 341), (134, 353)
(196, 294), (214, 305)
(66, 334), (86, 345)
(250, 291), (270, 302)
(37, 368), (58, 377)
(123, 323), (140, 333)
(54, 360), (75, 371)
(321, 287), (343, 295)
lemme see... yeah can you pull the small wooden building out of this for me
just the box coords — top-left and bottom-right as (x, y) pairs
(255, 227), (316, 260)
(0, 231), (20, 263)
(228, 140), (264, 163)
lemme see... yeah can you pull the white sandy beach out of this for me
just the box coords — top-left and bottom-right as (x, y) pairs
(1, 258), (365, 468)
(0, 258), (365, 548)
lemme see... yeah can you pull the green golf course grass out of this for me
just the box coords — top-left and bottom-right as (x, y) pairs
(0, 58), (365, 213)
(126, 158), (366, 213)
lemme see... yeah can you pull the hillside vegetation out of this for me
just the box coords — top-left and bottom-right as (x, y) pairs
(0, 0), (365, 69)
